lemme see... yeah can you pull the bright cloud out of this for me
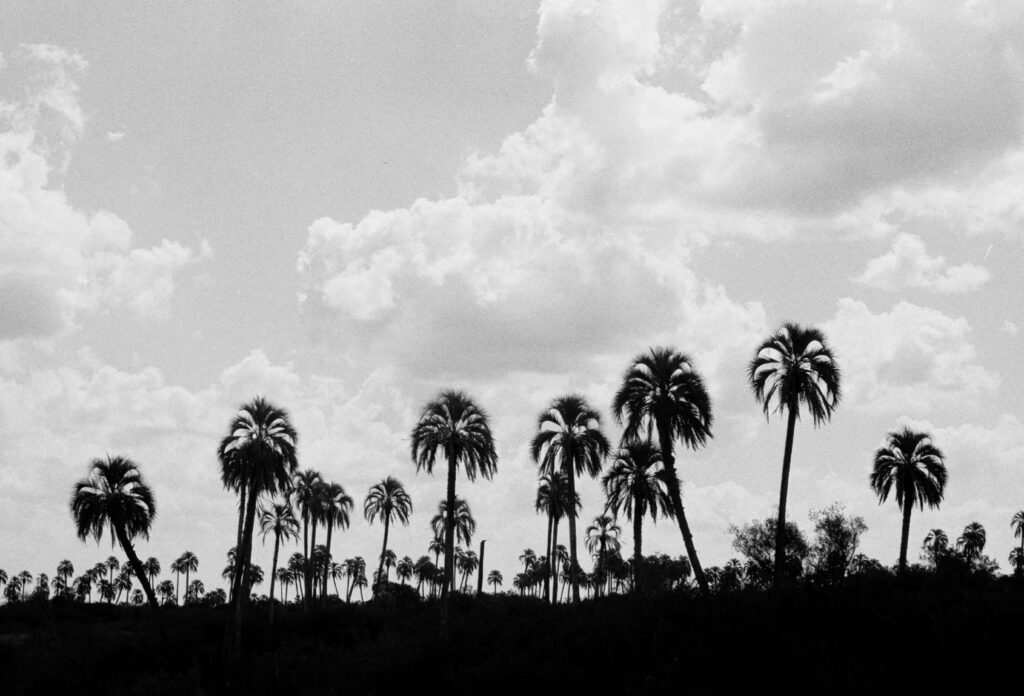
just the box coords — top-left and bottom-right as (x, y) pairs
(855, 233), (990, 293)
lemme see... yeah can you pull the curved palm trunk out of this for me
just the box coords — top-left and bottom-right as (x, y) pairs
(773, 405), (799, 589)
(268, 532), (281, 625)
(551, 517), (559, 604)
(633, 497), (643, 594)
(656, 419), (708, 594)
(321, 524), (333, 609)
(377, 515), (391, 591)
(234, 482), (259, 650)
(114, 523), (158, 611)
(544, 511), (554, 603)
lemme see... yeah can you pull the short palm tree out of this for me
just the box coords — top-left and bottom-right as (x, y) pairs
(602, 439), (671, 593)
(613, 348), (714, 593)
(749, 324), (841, 588)
(957, 522), (986, 562)
(259, 501), (299, 623)
(178, 552), (198, 604)
(585, 514), (621, 596)
(487, 569), (503, 594)
(364, 476), (413, 588)
(922, 528), (948, 567)
(144, 557), (160, 588)
(157, 579), (174, 605)
(69, 456), (159, 609)
(1011, 511), (1024, 576)
(320, 482), (353, 606)
(535, 471), (579, 603)
(531, 394), (610, 603)
(290, 469), (323, 607)
(396, 556), (414, 585)
(218, 397), (298, 645)
(870, 428), (948, 573)
(411, 390), (497, 603)
(430, 497), (476, 548)
(57, 560), (74, 586)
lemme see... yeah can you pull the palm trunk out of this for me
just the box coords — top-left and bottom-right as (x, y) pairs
(898, 499), (913, 574)
(443, 451), (457, 601)
(175, 572), (180, 606)
(551, 518), (559, 604)
(114, 523), (158, 611)
(231, 483), (247, 603)
(308, 523), (318, 602)
(184, 568), (191, 605)
(657, 418), (708, 594)
(544, 511), (553, 602)
(773, 404), (799, 588)
(566, 451), (581, 603)
(634, 497), (643, 594)
(321, 524), (333, 609)
(234, 482), (259, 650)
(269, 532), (281, 625)
(301, 514), (309, 610)
(377, 516), (391, 591)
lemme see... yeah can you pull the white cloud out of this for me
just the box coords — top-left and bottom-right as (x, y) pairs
(1002, 320), (1020, 336)
(855, 233), (990, 293)
(105, 131), (125, 142)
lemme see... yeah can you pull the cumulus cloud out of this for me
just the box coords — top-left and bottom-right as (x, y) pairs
(0, 45), (208, 340)
(855, 233), (990, 293)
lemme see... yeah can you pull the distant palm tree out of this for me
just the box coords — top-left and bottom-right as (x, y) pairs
(57, 560), (74, 587)
(411, 390), (497, 606)
(170, 557), (184, 605)
(535, 471), (579, 604)
(487, 569), (503, 594)
(328, 562), (344, 597)
(413, 556), (433, 597)
(458, 550), (479, 592)
(430, 497), (476, 549)
(187, 579), (205, 603)
(519, 549), (537, 574)
(922, 528), (948, 567)
(259, 501), (299, 623)
(105, 556), (120, 585)
(585, 515), (621, 596)
(17, 571), (33, 601)
(365, 477), (413, 589)
(115, 567), (133, 604)
(532, 395), (610, 603)
(178, 552), (199, 605)
(396, 556), (414, 585)
(290, 469), (323, 607)
(157, 579), (175, 605)
(218, 396), (298, 646)
(144, 557), (160, 589)
(957, 522), (986, 562)
(1012, 511), (1024, 576)
(613, 348), (714, 594)
(345, 557), (367, 602)
(749, 324), (841, 588)
(320, 482), (353, 606)
(130, 589), (144, 606)
(69, 456), (159, 609)
(870, 428), (948, 573)
(602, 439), (671, 593)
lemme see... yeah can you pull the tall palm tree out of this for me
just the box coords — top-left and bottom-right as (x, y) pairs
(487, 569), (503, 594)
(17, 571), (33, 601)
(870, 428), (948, 573)
(170, 557), (184, 605)
(178, 552), (198, 605)
(105, 557), (120, 585)
(69, 456), (159, 610)
(411, 390), (497, 604)
(585, 514), (621, 596)
(259, 502), (299, 623)
(320, 482), (353, 606)
(612, 348), (714, 594)
(957, 522), (986, 563)
(430, 497), (476, 549)
(57, 560), (74, 587)
(531, 394), (610, 603)
(535, 471), (579, 604)
(1011, 511), (1024, 576)
(364, 476), (413, 589)
(289, 469), (323, 608)
(749, 324), (841, 588)
(602, 439), (671, 593)
(218, 396), (298, 646)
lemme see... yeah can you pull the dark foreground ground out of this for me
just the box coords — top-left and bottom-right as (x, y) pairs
(2, 576), (1022, 695)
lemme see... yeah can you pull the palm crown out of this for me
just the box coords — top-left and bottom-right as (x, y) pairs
(748, 323), (841, 424)
(603, 439), (671, 524)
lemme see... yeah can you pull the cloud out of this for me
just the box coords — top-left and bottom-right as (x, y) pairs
(1002, 320), (1019, 336)
(105, 131), (125, 142)
(0, 45), (207, 340)
(824, 299), (999, 413)
(855, 233), (990, 293)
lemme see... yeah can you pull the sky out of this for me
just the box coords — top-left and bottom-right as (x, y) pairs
(1, 0), (1023, 595)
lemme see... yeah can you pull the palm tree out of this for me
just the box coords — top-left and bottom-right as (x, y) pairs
(458, 550), (479, 592)
(602, 439), (671, 593)
(612, 348), (714, 593)
(17, 571), (33, 601)
(1012, 511), (1024, 576)
(535, 471), (579, 604)
(519, 549), (537, 574)
(870, 428), (948, 573)
(487, 569), (503, 594)
(430, 497), (476, 549)
(531, 395), (610, 602)
(922, 528), (948, 567)
(396, 556), (414, 585)
(187, 579), (205, 604)
(411, 390), (498, 605)
(364, 477), (413, 589)
(69, 456), (159, 609)
(130, 589), (144, 606)
(320, 482), (354, 606)
(218, 397), (298, 646)
(259, 501), (299, 623)
(57, 560), (74, 587)
(585, 515), (621, 595)
(957, 522), (986, 563)
(144, 557), (160, 589)
(105, 556), (120, 585)
(345, 557), (367, 602)
(290, 469), (323, 608)
(178, 552), (198, 605)
(157, 579), (175, 605)
(749, 324), (841, 588)
(170, 557), (184, 605)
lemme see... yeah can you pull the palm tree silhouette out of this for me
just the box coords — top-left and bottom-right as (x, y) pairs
(613, 348), (714, 594)
(170, 556), (185, 605)
(458, 550), (479, 592)
(519, 548), (536, 574)
(535, 471), (579, 603)
(157, 579), (174, 605)
(870, 428), (948, 573)
(69, 456), (159, 610)
(411, 390), (497, 607)
(179, 552), (198, 605)
(487, 569), (503, 594)
(957, 522), (986, 563)
(602, 439), (671, 593)
(105, 556), (119, 586)
(218, 396), (298, 646)
(259, 501), (299, 623)
(320, 482), (353, 606)
(17, 571), (33, 601)
(749, 324), (841, 588)
(290, 469), (323, 607)
(922, 528), (948, 567)
(396, 556), (414, 585)
(57, 560), (74, 587)
(365, 476), (413, 591)
(144, 557), (160, 589)
(586, 515), (621, 596)
(430, 497), (476, 549)
(1011, 511), (1024, 576)
(531, 394), (609, 603)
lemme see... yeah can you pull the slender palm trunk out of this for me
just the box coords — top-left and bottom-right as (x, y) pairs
(1019, 534), (1024, 576)
(551, 517), (559, 604)
(633, 497), (643, 594)
(333, 576), (340, 597)
(268, 532), (281, 625)
(175, 572), (180, 606)
(443, 452), (457, 601)
(773, 404), (799, 588)
(321, 524), (333, 609)
(301, 514), (309, 610)
(656, 419), (708, 594)
(114, 523), (158, 611)
(565, 449), (581, 603)
(308, 523), (318, 602)
(234, 482), (259, 650)
(231, 483), (247, 603)
(377, 515), (391, 590)
(898, 499), (913, 574)
(544, 511), (554, 603)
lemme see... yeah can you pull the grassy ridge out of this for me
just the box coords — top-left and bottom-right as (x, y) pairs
(2, 578), (1022, 695)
